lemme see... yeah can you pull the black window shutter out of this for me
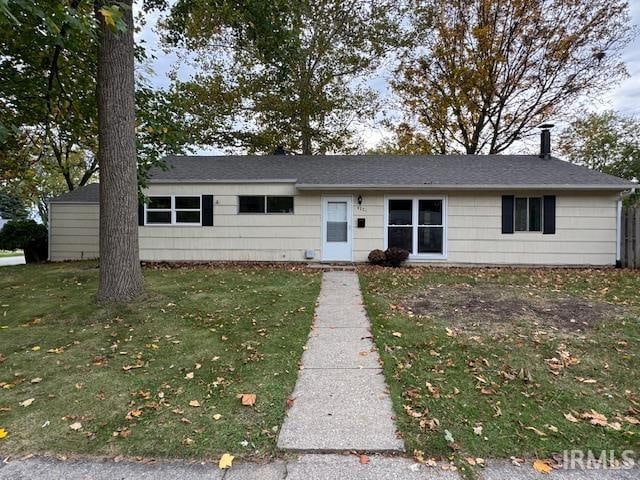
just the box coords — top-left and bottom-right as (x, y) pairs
(138, 200), (145, 226)
(543, 195), (556, 234)
(501, 195), (514, 234)
(202, 195), (214, 226)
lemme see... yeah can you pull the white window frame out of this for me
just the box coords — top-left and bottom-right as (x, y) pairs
(514, 196), (543, 233)
(383, 195), (448, 260)
(145, 195), (202, 226)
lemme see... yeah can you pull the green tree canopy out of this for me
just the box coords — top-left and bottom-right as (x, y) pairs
(161, 0), (407, 154)
(559, 111), (640, 182)
(0, 0), (196, 222)
(0, 191), (29, 220)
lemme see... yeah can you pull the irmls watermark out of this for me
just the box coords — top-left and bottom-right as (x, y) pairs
(560, 450), (637, 470)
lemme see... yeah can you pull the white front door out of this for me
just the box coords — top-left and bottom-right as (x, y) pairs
(322, 197), (352, 261)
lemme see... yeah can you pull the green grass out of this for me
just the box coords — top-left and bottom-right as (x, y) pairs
(359, 267), (640, 459)
(0, 250), (22, 258)
(0, 261), (320, 459)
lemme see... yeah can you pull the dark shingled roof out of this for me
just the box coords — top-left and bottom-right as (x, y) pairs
(48, 183), (99, 203)
(151, 155), (632, 189)
(49, 155), (633, 202)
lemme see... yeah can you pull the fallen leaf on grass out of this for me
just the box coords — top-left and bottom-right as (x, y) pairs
(532, 459), (552, 474)
(125, 409), (142, 420)
(444, 430), (455, 443)
(213, 414), (222, 420)
(31, 378), (42, 384)
(473, 425), (483, 436)
(31, 346), (40, 351)
(189, 400), (201, 408)
(185, 372), (194, 380)
(624, 416), (640, 425)
(392, 331), (402, 338)
(0, 428), (7, 439)
(19, 398), (35, 407)
(425, 382), (440, 399)
(286, 397), (295, 409)
(359, 454), (369, 464)
(69, 422), (82, 431)
(607, 422), (622, 431)
(219, 453), (234, 469)
(581, 410), (608, 426)
(47, 347), (64, 354)
(122, 362), (144, 371)
(564, 413), (579, 423)
(239, 394), (256, 406)
(525, 426), (546, 437)
(112, 428), (131, 438)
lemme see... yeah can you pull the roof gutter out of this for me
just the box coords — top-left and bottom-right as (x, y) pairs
(294, 183), (634, 191)
(149, 179), (298, 184)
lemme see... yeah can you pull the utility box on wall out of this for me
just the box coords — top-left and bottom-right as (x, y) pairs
(357, 218), (365, 228)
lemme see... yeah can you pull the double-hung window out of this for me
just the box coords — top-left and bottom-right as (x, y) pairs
(145, 196), (201, 225)
(238, 196), (294, 214)
(386, 197), (446, 258)
(514, 197), (542, 232)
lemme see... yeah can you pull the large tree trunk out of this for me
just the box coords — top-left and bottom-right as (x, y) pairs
(95, 0), (144, 301)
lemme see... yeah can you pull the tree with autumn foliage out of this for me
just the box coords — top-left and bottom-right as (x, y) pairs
(391, 0), (633, 154)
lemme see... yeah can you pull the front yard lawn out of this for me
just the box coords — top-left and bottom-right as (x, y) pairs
(360, 267), (640, 460)
(0, 250), (22, 258)
(0, 262), (320, 459)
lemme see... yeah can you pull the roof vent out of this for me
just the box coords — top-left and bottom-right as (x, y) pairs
(538, 123), (554, 160)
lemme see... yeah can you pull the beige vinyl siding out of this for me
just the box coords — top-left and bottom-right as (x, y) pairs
(48, 203), (99, 261)
(350, 191), (618, 265)
(48, 184), (619, 266)
(140, 184), (322, 261)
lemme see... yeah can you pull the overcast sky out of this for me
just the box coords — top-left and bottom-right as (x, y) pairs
(137, 1), (640, 153)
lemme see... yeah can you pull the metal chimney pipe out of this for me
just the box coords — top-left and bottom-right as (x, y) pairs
(538, 123), (554, 159)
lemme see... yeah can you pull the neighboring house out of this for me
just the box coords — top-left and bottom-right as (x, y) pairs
(48, 135), (633, 266)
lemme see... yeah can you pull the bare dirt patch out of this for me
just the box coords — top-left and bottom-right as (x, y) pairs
(406, 284), (621, 332)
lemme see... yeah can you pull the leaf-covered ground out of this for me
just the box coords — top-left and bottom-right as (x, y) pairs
(0, 262), (320, 459)
(359, 267), (640, 460)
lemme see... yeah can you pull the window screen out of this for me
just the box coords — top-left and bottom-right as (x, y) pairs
(267, 196), (294, 213)
(239, 196), (265, 213)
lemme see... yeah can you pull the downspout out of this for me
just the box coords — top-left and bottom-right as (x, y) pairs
(615, 196), (622, 268)
(47, 200), (52, 262)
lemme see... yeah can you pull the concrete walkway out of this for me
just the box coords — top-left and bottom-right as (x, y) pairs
(277, 270), (404, 452)
(2, 455), (638, 479)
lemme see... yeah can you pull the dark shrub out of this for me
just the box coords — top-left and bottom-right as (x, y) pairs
(384, 247), (409, 267)
(0, 220), (48, 263)
(368, 249), (387, 265)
